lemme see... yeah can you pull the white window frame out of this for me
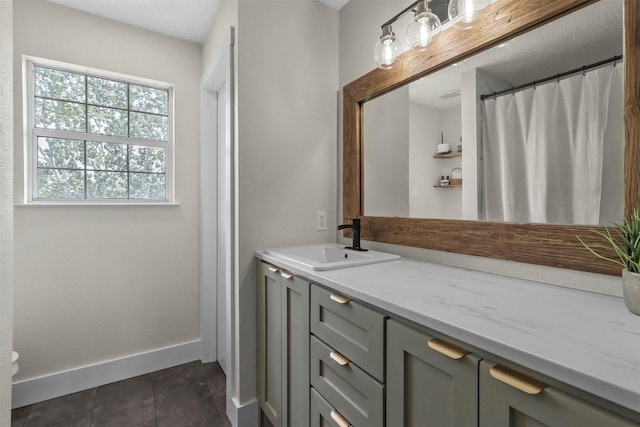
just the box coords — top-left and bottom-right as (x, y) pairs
(23, 56), (175, 204)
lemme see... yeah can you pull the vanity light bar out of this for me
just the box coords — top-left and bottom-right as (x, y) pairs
(374, 0), (490, 69)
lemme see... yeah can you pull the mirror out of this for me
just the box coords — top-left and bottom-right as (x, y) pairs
(343, 0), (639, 275)
(362, 0), (624, 225)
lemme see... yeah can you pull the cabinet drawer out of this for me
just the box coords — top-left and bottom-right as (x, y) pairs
(310, 335), (385, 427)
(311, 387), (352, 427)
(310, 284), (386, 381)
(479, 361), (639, 427)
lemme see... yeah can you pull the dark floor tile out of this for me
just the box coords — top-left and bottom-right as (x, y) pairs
(91, 375), (156, 427)
(202, 362), (227, 416)
(151, 361), (208, 394)
(92, 398), (155, 427)
(11, 405), (31, 427)
(202, 362), (224, 382)
(15, 361), (230, 427)
(24, 388), (95, 427)
(154, 383), (216, 427)
(23, 412), (93, 427)
(94, 374), (153, 404)
(188, 411), (231, 427)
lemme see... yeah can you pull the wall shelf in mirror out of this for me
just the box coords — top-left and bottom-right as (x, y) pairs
(343, 0), (639, 276)
(433, 153), (462, 159)
(433, 185), (462, 188)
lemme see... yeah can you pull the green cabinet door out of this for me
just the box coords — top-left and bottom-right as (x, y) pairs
(257, 262), (311, 427)
(281, 272), (310, 427)
(386, 319), (481, 427)
(257, 262), (283, 426)
(479, 361), (640, 427)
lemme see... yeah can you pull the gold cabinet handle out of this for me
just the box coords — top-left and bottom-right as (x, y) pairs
(489, 365), (547, 395)
(427, 338), (469, 360)
(330, 410), (351, 427)
(329, 351), (350, 366)
(268, 266), (279, 273)
(330, 293), (351, 304)
(280, 272), (293, 279)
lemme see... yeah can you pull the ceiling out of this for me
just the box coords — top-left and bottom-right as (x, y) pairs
(409, 0), (623, 109)
(45, 0), (349, 45)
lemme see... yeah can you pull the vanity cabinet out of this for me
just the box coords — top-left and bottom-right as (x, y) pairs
(257, 262), (310, 427)
(386, 319), (480, 427)
(256, 258), (640, 427)
(479, 361), (639, 427)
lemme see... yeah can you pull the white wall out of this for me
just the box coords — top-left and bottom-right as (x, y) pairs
(338, 0), (620, 296)
(1, 0), (14, 422)
(12, 1), (202, 384)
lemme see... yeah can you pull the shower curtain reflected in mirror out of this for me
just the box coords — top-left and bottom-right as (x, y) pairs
(481, 65), (623, 225)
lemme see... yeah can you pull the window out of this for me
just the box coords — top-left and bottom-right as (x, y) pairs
(25, 58), (173, 203)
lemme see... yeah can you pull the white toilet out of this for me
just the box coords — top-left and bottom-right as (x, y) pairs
(11, 351), (19, 377)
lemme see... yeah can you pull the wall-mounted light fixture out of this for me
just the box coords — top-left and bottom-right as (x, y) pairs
(374, 0), (489, 69)
(448, 0), (486, 30)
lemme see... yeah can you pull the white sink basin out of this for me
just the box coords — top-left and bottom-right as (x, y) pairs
(264, 244), (401, 271)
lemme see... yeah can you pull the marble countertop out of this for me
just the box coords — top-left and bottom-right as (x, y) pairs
(256, 247), (640, 413)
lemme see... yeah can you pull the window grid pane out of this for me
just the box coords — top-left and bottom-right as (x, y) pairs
(32, 64), (170, 201)
(35, 141), (167, 200)
(35, 67), (168, 139)
(35, 66), (85, 102)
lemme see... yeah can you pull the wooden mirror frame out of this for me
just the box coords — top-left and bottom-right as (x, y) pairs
(343, 0), (639, 276)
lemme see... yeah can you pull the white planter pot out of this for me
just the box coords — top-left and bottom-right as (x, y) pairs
(622, 269), (640, 316)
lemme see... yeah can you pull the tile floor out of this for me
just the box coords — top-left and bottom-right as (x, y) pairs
(11, 361), (231, 427)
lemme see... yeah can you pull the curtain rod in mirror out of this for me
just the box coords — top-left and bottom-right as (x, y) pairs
(480, 54), (623, 101)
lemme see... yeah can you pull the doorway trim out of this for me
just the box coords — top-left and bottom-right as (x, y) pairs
(200, 24), (236, 397)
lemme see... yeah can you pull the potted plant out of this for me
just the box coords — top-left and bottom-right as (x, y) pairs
(578, 210), (640, 315)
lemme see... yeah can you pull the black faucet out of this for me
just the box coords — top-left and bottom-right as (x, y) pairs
(337, 218), (368, 251)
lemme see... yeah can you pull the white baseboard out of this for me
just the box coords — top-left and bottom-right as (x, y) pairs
(11, 339), (201, 409)
(228, 396), (258, 427)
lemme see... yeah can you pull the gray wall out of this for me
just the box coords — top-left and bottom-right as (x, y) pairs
(363, 87), (410, 217)
(409, 103), (462, 219)
(236, 0), (339, 419)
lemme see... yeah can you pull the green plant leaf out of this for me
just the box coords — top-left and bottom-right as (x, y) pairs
(577, 210), (640, 273)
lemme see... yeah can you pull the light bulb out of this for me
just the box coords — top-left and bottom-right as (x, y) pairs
(448, 0), (484, 30)
(406, 1), (441, 51)
(374, 25), (399, 69)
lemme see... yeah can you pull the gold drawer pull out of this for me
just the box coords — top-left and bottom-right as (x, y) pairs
(330, 410), (351, 427)
(329, 351), (350, 366)
(268, 266), (279, 273)
(330, 293), (351, 304)
(280, 272), (293, 279)
(427, 338), (469, 360)
(489, 365), (547, 395)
